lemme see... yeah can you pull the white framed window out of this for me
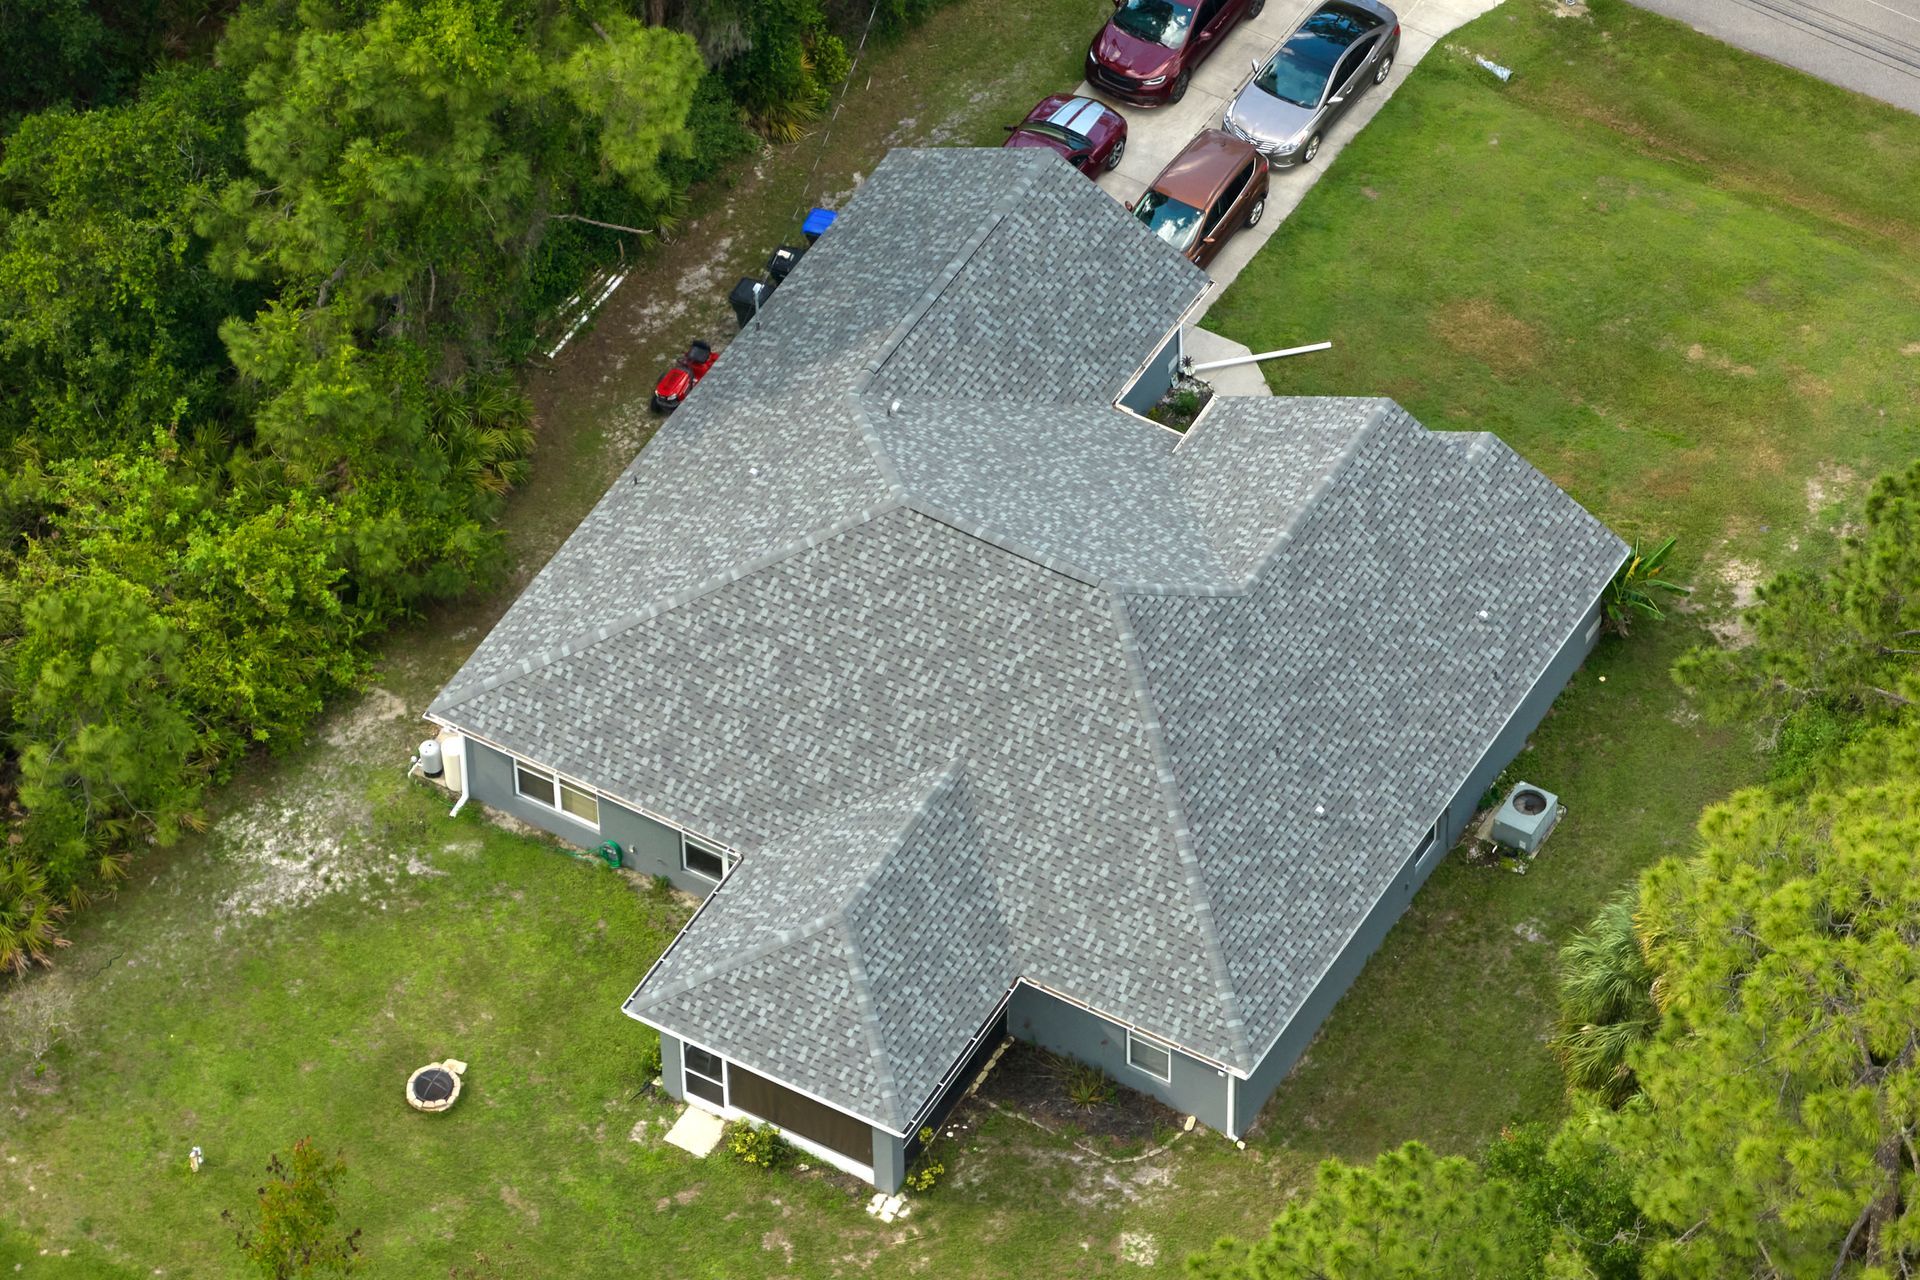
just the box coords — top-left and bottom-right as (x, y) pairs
(683, 1043), (726, 1107)
(513, 761), (600, 830)
(1126, 1030), (1173, 1083)
(682, 837), (728, 883)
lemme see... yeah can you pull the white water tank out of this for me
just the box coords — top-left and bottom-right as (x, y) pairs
(419, 738), (444, 778)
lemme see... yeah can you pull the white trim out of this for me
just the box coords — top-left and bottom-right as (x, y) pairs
(673, 1031), (884, 1182)
(511, 760), (602, 832)
(680, 834), (731, 884)
(430, 722), (740, 862)
(681, 1041), (728, 1107)
(681, 1091), (877, 1183)
(1126, 1029), (1174, 1083)
(642, 1023), (909, 1138)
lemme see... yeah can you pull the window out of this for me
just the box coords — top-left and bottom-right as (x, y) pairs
(684, 1044), (726, 1106)
(513, 762), (599, 829)
(1126, 1030), (1173, 1082)
(683, 839), (727, 882)
(514, 762), (555, 808)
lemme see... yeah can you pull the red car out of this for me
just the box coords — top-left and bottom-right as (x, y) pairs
(1002, 94), (1128, 176)
(1087, 0), (1266, 106)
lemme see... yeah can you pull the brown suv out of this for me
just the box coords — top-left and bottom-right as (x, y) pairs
(1131, 130), (1270, 268)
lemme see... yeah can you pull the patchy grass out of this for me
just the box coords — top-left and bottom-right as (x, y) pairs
(1206, 0), (1920, 1164)
(9, 0), (1920, 1275)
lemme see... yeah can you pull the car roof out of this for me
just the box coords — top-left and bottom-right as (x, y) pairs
(1285, 1), (1388, 62)
(1149, 129), (1257, 205)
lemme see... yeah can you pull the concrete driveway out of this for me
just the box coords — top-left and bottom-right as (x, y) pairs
(1072, 0), (1501, 388)
(1625, 0), (1920, 116)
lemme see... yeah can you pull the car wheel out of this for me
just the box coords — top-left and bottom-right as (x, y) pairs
(1168, 70), (1191, 104)
(1303, 132), (1322, 163)
(1105, 136), (1126, 171)
(1245, 196), (1266, 228)
(1374, 54), (1392, 85)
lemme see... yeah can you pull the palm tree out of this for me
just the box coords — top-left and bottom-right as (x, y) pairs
(1551, 891), (1657, 1107)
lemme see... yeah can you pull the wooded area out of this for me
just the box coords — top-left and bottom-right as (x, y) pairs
(0, 0), (950, 972)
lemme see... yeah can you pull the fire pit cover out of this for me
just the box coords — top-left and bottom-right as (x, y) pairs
(406, 1059), (468, 1113)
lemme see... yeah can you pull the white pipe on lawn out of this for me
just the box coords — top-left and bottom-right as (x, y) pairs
(1188, 340), (1332, 372)
(545, 270), (629, 360)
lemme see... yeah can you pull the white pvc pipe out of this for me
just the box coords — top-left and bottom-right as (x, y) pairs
(448, 733), (471, 818)
(1189, 340), (1331, 372)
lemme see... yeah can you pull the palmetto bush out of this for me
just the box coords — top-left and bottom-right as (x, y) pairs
(0, 852), (68, 977)
(1550, 891), (1656, 1108)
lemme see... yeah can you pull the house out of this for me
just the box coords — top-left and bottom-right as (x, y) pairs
(425, 148), (1627, 1190)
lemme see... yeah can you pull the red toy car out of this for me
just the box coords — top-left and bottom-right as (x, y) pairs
(1002, 94), (1128, 176)
(1086, 0), (1266, 106)
(651, 340), (717, 413)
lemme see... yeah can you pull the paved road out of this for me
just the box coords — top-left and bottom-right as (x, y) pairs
(1626, 0), (1920, 115)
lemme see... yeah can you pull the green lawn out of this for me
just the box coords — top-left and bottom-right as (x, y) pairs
(1209, 0), (1920, 1160)
(7, 0), (1920, 1274)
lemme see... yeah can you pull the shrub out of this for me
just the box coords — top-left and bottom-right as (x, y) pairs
(224, 1138), (362, 1279)
(726, 1120), (795, 1170)
(1065, 1063), (1114, 1110)
(636, 1036), (663, 1088)
(905, 1127), (945, 1191)
(1603, 535), (1688, 635)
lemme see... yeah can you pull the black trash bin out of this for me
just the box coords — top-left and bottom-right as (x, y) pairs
(766, 245), (805, 284)
(728, 276), (770, 328)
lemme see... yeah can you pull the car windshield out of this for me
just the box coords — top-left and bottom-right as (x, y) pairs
(1256, 8), (1374, 105)
(1015, 121), (1091, 150)
(1134, 190), (1204, 251)
(1112, 0), (1194, 49)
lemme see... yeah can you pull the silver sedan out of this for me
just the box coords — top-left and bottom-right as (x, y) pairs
(1222, 0), (1400, 166)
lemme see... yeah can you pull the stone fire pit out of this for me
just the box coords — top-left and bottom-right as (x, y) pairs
(406, 1058), (468, 1113)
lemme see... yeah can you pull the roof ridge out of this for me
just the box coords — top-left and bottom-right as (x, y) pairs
(428, 501), (901, 715)
(623, 765), (960, 1014)
(1225, 397), (1395, 589)
(1105, 594), (1255, 1073)
(855, 159), (1045, 396)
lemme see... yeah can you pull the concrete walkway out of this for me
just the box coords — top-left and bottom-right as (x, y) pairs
(1625, 0), (1920, 117)
(1073, 0), (1502, 380)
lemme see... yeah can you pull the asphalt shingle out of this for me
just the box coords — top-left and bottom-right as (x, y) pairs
(431, 148), (1627, 1130)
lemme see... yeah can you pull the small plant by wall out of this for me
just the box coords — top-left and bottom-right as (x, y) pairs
(726, 1120), (795, 1170)
(905, 1127), (945, 1191)
(1065, 1063), (1116, 1110)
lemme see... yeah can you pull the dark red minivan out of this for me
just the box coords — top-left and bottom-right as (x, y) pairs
(1086, 0), (1266, 106)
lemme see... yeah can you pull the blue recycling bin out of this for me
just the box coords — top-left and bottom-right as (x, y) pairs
(801, 207), (837, 243)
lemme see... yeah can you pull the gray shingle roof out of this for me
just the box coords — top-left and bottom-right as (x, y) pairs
(430, 148), (1627, 1131)
(630, 765), (1017, 1131)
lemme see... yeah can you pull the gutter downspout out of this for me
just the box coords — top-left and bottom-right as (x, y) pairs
(448, 733), (471, 818)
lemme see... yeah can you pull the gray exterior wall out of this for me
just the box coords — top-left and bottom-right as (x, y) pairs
(1229, 588), (1607, 1134)
(463, 738), (717, 896)
(658, 1032), (903, 1190)
(872, 1131), (907, 1192)
(1006, 984), (1233, 1132)
(660, 1032), (685, 1101)
(1117, 326), (1185, 415)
